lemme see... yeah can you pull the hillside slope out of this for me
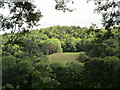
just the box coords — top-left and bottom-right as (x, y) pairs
(48, 52), (79, 64)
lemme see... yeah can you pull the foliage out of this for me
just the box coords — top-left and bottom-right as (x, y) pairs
(82, 56), (120, 88)
(103, 56), (120, 88)
(54, 0), (74, 12)
(32, 61), (59, 88)
(41, 38), (62, 55)
(50, 62), (83, 88)
(1, 0), (120, 89)
(2, 51), (120, 89)
(2, 55), (58, 89)
(2, 56), (34, 90)
(92, 0), (120, 29)
(2, 25), (118, 57)
(0, 1), (42, 45)
(77, 52), (89, 63)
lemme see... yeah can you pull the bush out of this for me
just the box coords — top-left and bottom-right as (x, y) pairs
(82, 56), (120, 88)
(32, 61), (59, 88)
(77, 52), (89, 63)
(50, 62), (83, 88)
(103, 56), (120, 88)
(87, 41), (118, 58)
(2, 56), (34, 90)
(82, 57), (105, 88)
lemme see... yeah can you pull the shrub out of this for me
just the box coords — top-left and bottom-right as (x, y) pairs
(82, 56), (120, 88)
(50, 62), (83, 88)
(32, 61), (59, 88)
(2, 56), (34, 89)
(81, 57), (105, 88)
(77, 52), (89, 63)
(103, 56), (120, 88)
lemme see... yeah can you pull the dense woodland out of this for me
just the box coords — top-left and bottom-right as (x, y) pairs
(0, 0), (120, 89)
(1, 25), (120, 89)
(2, 25), (119, 57)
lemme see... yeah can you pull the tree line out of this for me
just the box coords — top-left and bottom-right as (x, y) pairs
(1, 0), (120, 89)
(1, 25), (120, 89)
(2, 25), (119, 57)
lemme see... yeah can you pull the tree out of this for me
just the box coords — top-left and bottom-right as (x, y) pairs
(2, 56), (34, 89)
(90, 0), (120, 28)
(65, 37), (76, 52)
(0, 1), (42, 45)
(14, 38), (42, 57)
(50, 62), (83, 88)
(82, 56), (120, 88)
(55, 0), (120, 39)
(54, 0), (75, 12)
(90, 0), (120, 44)
(55, 0), (120, 27)
(1, 0), (119, 45)
(32, 61), (59, 88)
(41, 38), (62, 55)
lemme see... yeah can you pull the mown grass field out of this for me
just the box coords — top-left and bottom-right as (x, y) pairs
(48, 52), (80, 64)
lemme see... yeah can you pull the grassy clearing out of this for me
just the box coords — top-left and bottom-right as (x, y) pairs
(48, 52), (80, 64)
(63, 52), (80, 54)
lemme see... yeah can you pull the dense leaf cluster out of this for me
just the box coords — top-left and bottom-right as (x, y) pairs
(2, 25), (119, 57)
(1, 25), (120, 89)
(2, 55), (120, 89)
